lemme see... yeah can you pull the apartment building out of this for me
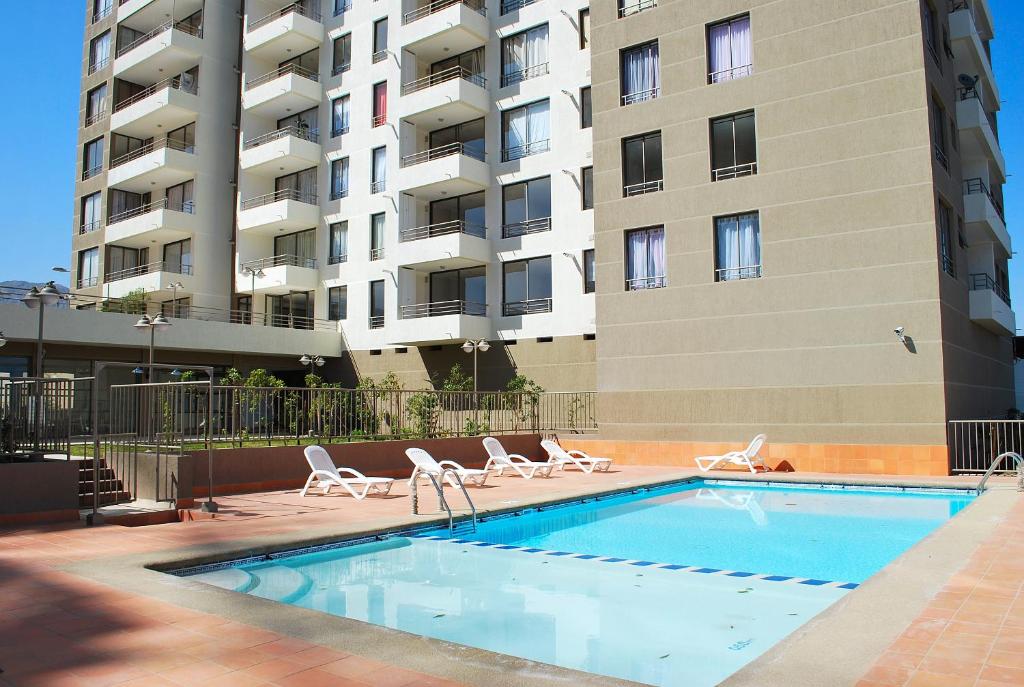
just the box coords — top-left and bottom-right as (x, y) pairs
(589, 0), (1013, 449)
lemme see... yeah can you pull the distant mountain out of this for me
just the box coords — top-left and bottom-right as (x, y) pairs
(0, 281), (71, 307)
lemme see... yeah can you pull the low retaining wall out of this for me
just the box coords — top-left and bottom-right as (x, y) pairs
(0, 459), (80, 524)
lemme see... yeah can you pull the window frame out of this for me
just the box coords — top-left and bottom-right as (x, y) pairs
(713, 211), (762, 282)
(583, 249), (595, 294)
(621, 130), (664, 196)
(709, 110), (758, 181)
(582, 166), (594, 210)
(328, 285), (348, 320)
(580, 86), (592, 129)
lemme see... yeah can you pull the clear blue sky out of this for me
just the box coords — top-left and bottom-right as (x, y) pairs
(1, 2), (1021, 305)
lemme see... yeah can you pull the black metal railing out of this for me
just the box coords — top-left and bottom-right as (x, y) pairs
(113, 76), (198, 113)
(970, 272), (1010, 306)
(403, 0), (485, 24)
(400, 300), (486, 318)
(500, 62), (548, 88)
(501, 139), (549, 162)
(80, 219), (103, 235)
(400, 141), (485, 167)
(501, 217), (550, 239)
(240, 187), (318, 210)
(248, 2), (322, 32)
(246, 62), (320, 90)
(400, 220), (485, 242)
(401, 65), (487, 95)
(502, 298), (552, 316)
(243, 125), (320, 149)
(963, 177), (1005, 222)
(957, 86), (999, 139)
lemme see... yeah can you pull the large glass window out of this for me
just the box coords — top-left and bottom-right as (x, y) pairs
(584, 249), (595, 294)
(278, 107), (318, 140)
(369, 280), (385, 328)
(579, 9), (590, 49)
(106, 245), (148, 279)
(502, 99), (550, 161)
(501, 24), (549, 87)
(621, 41), (659, 105)
(711, 111), (757, 180)
(580, 86), (592, 128)
(331, 95), (350, 136)
(330, 157), (349, 199)
(274, 229), (316, 267)
(371, 147), (386, 193)
(373, 18), (388, 61)
(78, 248), (100, 288)
(937, 200), (955, 277)
(83, 137), (104, 179)
(715, 213), (761, 281)
(281, 47), (318, 75)
(707, 15), (752, 83)
(922, 0), (939, 65)
(275, 167), (317, 203)
(429, 267), (486, 314)
(503, 257), (552, 315)
(930, 95), (948, 169)
(431, 47), (485, 78)
(428, 118), (485, 160)
(332, 33), (351, 75)
(89, 31), (111, 73)
(166, 121), (196, 153)
(429, 191), (486, 237)
(329, 221), (348, 264)
(625, 227), (666, 290)
(165, 180), (194, 213)
(93, 0), (113, 22)
(108, 189), (148, 222)
(370, 213), (385, 260)
(86, 83), (107, 125)
(81, 192), (102, 234)
(163, 239), (192, 274)
(582, 166), (594, 210)
(268, 292), (314, 329)
(622, 131), (663, 196)
(372, 81), (387, 126)
(502, 176), (551, 237)
(328, 286), (347, 320)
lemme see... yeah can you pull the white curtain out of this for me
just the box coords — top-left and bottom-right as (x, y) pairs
(84, 194), (102, 227)
(331, 222), (347, 258)
(93, 33), (110, 67)
(627, 228), (665, 288)
(332, 158), (348, 196)
(526, 100), (549, 148)
(648, 228), (665, 283)
(730, 17), (751, 76)
(709, 23), (732, 81)
(717, 214), (760, 279)
(623, 43), (658, 99)
(503, 33), (525, 81)
(333, 96), (350, 133)
(505, 107), (527, 153)
(297, 168), (316, 200)
(526, 26), (548, 69)
(372, 148), (386, 184)
(627, 231), (647, 286)
(81, 249), (99, 284)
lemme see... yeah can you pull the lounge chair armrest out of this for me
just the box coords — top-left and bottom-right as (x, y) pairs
(507, 453), (531, 464)
(334, 467), (368, 480)
(437, 459), (466, 471)
(567, 450), (591, 459)
(310, 469), (341, 481)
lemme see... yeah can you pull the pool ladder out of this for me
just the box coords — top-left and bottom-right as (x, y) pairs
(975, 452), (1024, 494)
(413, 468), (477, 536)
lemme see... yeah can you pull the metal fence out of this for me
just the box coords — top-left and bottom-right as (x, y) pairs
(1, 377), (94, 456)
(948, 420), (1024, 474)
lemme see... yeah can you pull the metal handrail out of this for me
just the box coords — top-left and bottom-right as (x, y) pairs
(976, 452), (1023, 493)
(113, 76), (198, 113)
(368, 314), (385, 329)
(372, 49), (388, 64)
(330, 186), (349, 200)
(243, 125), (320, 149)
(400, 142), (485, 167)
(400, 219), (485, 241)
(964, 177), (1005, 221)
(442, 468), (477, 534)
(107, 260), (192, 282)
(716, 265), (762, 281)
(957, 86), (999, 139)
(500, 0), (537, 14)
(332, 62), (351, 76)
(502, 298), (552, 316)
(626, 276), (666, 290)
(328, 253), (348, 265)
(370, 180), (386, 193)
(970, 272), (1010, 306)
(619, 0), (656, 17)
(500, 62), (548, 88)
(246, 62), (320, 90)
(116, 19), (203, 58)
(502, 216), (550, 238)
(501, 139), (550, 162)
(83, 164), (103, 180)
(93, 3), (113, 22)
(708, 63), (753, 84)
(622, 87), (659, 105)
(372, 113), (386, 127)
(241, 254), (317, 271)
(935, 145), (949, 169)
(88, 57), (110, 75)
(713, 162), (757, 181)
(109, 136), (195, 169)
(369, 247), (385, 260)
(400, 300), (486, 318)
(248, 2), (322, 32)
(80, 219), (103, 235)
(85, 107), (108, 126)
(240, 187), (318, 210)
(401, 66), (486, 95)
(109, 197), (194, 225)
(404, 0), (485, 24)
(623, 179), (663, 196)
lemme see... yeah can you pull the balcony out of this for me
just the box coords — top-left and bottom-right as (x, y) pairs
(118, 0), (203, 25)
(389, 300), (490, 346)
(956, 89), (1005, 180)
(243, 64), (322, 118)
(105, 260), (193, 300)
(969, 273), (1015, 336)
(113, 21), (203, 83)
(106, 138), (198, 193)
(398, 143), (489, 200)
(963, 178), (1010, 255)
(398, 67), (489, 127)
(501, 217), (550, 239)
(237, 254), (319, 295)
(245, 3), (324, 59)
(110, 76), (199, 139)
(501, 298), (551, 316)
(238, 188), (320, 235)
(950, 5), (999, 105)
(501, 139), (549, 163)
(394, 220), (490, 269)
(400, 0), (488, 64)
(104, 198), (197, 248)
(240, 126), (322, 176)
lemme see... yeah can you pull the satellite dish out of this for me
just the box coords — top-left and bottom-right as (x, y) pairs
(958, 73), (979, 89)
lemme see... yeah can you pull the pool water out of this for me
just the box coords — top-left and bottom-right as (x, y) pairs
(184, 481), (973, 686)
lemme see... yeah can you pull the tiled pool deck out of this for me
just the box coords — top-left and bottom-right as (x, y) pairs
(0, 465), (1017, 687)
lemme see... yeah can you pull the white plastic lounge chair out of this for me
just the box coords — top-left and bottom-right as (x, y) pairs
(695, 488), (767, 526)
(301, 446), (395, 499)
(405, 447), (491, 488)
(694, 434), (769, 473)
(540, 439), (612, 474)
(482, 437), (555, 479)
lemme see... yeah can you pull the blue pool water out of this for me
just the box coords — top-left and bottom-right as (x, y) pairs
(184, 480), (973, 686)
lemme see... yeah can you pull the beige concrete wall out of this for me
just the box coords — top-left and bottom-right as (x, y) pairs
(590, 0), (1012, 446)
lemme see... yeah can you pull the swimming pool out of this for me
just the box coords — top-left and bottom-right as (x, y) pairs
(182, 480), (974, 686)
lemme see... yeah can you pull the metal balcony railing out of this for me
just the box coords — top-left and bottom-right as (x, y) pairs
(248, 2), (322, 32)
(77, 275), (100, 288)
(106, 260), (192, 283)
(330, 186), (349, 201)
(113, 75), (198, 113)
(241, 254), (318, 272)
(501, 139), (549, 162)
(963, 177), (1005, 222)
(970, 273), (1010, 306)
(240, 187), (317, 210)
(85, 108), (108, 127)
(372, 113), (387, 127)
(403, 0), (486, 24)
(115, 18), (203, 58)
(108, 197), (194, 225)
(622, 87), (659, 106)
(708, 63), (753, 84)
(331, 123), (350, 137)
(400, 141), (485, 167)
(109, 137), (195, 169)
(400, 219), (485, 242)
(246, 62), (320, 90)
(716, 265), (762, 282)
(500, 0), (537, 14)
(82, 164), (103, 180)
(401, 65), (487, 95)
(934, 145), (949, 170)
(80, 219), (103, 235)
(625, 276), (666, 290)
(623, 179), (663, 196)
(400, 300), (486, 318)
(243, 125), (320, 149)
(92, 3), (113, 22)
(619, 0), (656, 17)
(88, 56), (110, 74)
(332, 61), (351, 76)
(328, 253), (348, 265)
(712, 162), (757, 181)
(369, 247), (385, 261)
(500, 63), (548, 88)
(501, 217), (550, 239)
(368, 314), (385, 329)
(372, 49), (388, 64)
(370, 179), (386, 193)
(502, 298), (552, 316)
(334, 0), (352, 16)
(957, 86), (999, 140)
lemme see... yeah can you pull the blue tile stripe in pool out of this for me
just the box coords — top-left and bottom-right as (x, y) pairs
(411, 534), (861, 590)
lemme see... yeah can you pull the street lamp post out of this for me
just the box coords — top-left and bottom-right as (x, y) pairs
(134, 313), (172, 382)
(242, 266), (265, 324)
(166, 281), (184, 316)
(461, 339), (490, 392)
(21, 282), (62, 450)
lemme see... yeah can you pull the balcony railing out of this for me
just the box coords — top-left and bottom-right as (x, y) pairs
(248, 2), (322, 32)
(372, 113), (387, 127)
(334, 0), (352, 17)
(332, 62), (351, 77)
(712, 162), (757, 181)
(500, 62), (548, 88)
(619, 0), (656, 17)
(622, 87), (659, 106)
(502, 298), (551, 316)
(93, 2), (113, 22)
(109, 136), (195, 169)
(708, 63), (753, 84)
(370, 180), (386, 194)
(115, 18), (203, 58)
(500, 0), (537, 14)
(716, 265), (762, 282)
(401, 65), (487, 95)
(328, 253), (347, 265)
(403, 0), (486, 24)
(369, 314), (385, 329)
(246, 62), (319, 90)
(400, 219), (485, 242)
(970, 272), (1010, 306)
(501, 139), (549, 162)
(400, 300), (486, 318)
(80, 219), (103, 235)
(623, 179), (663, 197)
(85, 108), (108, 127)
(941, 251), (956, 278)
(330, 186), (349, 201)
(501, 217), (550, 239)
(934, 145), (949, 170)
(241, 254), (317, 272)
(107, 260), (192, 282)
(113, 75), (198, 113)
(963, 177), (1005, 222)
(88, 57), (110, 75)
(243, 125), (320, 149)
(957, 86), (999, 140)
(108, 197), (194, 225)
(331, 123), (350, 137)
(82, 164), (103, 180)
(369, 247), (385, 260)
(400, 141), (485, 167)
(626, 276), (666, 290)
(77, 275), (100, 289)
(372, 49), (388, 64)
(240, 187), (317, 210)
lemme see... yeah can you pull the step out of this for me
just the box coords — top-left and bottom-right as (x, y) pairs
(79, 480), (124, 495)
(77, 468), (118, 482)
(79, 492), (133, 508)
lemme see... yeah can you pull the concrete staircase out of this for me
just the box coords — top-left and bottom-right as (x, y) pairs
(78, 459), (131, 508)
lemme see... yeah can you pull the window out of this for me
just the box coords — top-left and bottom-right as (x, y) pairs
(330, 157), (349, 199)
(274, 229), (316, 267)
(707, 14), (752, 83)
(619, 0), (656, 18)
(89, 31), (110, 74)
(622, 131), (663, 196)
(500, 0), (537, 15)
(163, 239), (192, 275)
(428, 117), (485, 161)
(711, 111), (757, 180)
(501, 25), (549, 87)
(329, 221), (348, 264)
(334, 0), (351, 17)
(275, 167), (317, 203)
(371, 147), (386, 193)
(502, 176), (551, 237)
(429, 267), (486, 315)
(372, 81), (387, 126)
(332, 33), (351, 76)
(372, 18), (388, 62)
(625, 227), (665, 290)
(80, 193), (102, 234)
(108, 189), (148, 223)
(431, 47), (485, 80)
(329, 286), (348, 320)
(268, 292), (314, 329)
(715, 213), (761, 281)
(78, 248), (100, 288)
(921, 0), (940, 67)
(280, 47), (318, 76)
(583, 249), (595, 293)
(937, 200), (955, 277)
(166, 121), (196, 153)
(930, 95), (948, 169)
(370, 213), (385, 260)
(579, 9), (590, 49)
(582, 166), (594, 210)
(621, 41), (659, 105)
(278, 107), (317, 140)
(580, 86), (592, 128)
(369, 280), (385, 328)
(161, 297), (190, 319)
(331, 95), (350, 137)
(428, 191), (486, 237)
(165, 180), (194, 213)
(503, 256), (552, 315)
(106, 245), (148, 280)
(234, 295), (252, 324)
(92, 0), (113, 22)
(83, 137), (104, 179)
(502, 99), (550, 161)
(86, 83), (107, 126)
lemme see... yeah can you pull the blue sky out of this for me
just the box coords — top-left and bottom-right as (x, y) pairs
(1, 2), (1021, 306)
